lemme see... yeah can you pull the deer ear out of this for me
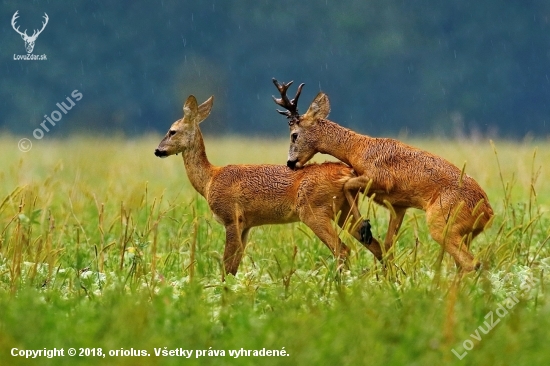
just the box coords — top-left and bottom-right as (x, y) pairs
(183, 95), (199, 119)
(197, 96), (214, 124)
(304, 92), (330, 123)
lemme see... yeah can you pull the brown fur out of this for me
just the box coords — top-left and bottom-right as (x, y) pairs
(155, 95), (386, 279)
(284, 92), (494, 272)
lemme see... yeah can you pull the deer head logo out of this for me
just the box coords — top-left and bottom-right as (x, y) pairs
(11, 11), (49, 54)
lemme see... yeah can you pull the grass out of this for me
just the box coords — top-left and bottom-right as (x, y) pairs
(0, 135), (549, 365)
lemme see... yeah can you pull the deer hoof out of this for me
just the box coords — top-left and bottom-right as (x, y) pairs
(360, 220), (373, 245)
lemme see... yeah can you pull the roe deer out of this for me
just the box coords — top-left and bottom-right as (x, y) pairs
(154, 95), (385, 279)
(272, 79), (494, 272)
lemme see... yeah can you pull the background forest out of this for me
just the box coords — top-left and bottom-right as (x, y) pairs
(2, 1), (550, 139)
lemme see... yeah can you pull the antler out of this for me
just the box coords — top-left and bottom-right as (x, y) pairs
(32, 13), (49, 39)
(272, 78), (304, 122)
(11, 11), (26, 37)
(11, 11), (48, 40)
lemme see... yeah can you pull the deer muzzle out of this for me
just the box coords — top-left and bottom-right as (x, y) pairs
(287, 160), (298, 170)
(154, 148), (168, 158)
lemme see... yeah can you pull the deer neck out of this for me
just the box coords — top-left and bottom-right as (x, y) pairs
(316, 120), (365, 167)
(182, 128), (214, 197)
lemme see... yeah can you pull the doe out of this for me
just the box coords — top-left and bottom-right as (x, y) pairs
(155, 95), (385, 279)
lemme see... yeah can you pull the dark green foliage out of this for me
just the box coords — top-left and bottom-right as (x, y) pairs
(2, 1), (550, 138)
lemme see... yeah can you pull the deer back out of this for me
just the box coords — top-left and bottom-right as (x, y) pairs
(206, 162), (355, 228)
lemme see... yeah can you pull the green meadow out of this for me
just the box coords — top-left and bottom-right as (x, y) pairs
(0, 135), (549, 365)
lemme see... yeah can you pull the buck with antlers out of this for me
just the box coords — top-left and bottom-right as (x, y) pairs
(272, 79), (494, 272)
(11, 11), (49, 54)
(155, 95), (386, 280)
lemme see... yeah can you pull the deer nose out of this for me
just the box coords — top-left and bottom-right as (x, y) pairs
(287, 160), (297, 170)
(154, 148), (167, 157)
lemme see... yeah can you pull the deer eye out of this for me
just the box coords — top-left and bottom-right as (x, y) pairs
(291, 133), (298, 143)
(169, 130), (176, 137)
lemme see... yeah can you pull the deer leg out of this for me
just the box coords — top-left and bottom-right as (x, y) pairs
(343, 175), (381, 246)
(383, 206), (407, 259)
(300, 209), (350, 265)
(433, 230), (479, 272)
(222, 223), (245, 280)
(338, 200), (386, 262)
(426, 206), (480, 272)
(343, 176), (373, 222)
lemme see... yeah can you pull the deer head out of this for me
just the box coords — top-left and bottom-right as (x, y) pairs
(272, 79), (331, 169)
(12, 11), (49, 54)
(154, 95), (214, 158)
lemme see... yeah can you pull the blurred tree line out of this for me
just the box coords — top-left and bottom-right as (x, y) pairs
(1, 1), (549, 138)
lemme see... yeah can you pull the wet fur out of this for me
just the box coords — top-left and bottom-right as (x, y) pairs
(286, 92), (494, 272)
(155, 95), (386, 280)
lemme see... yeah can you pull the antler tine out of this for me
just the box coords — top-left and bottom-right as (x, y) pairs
(271, 78), (293, 107)
(272, 78), (293, 93)
(11, 11), (26, 37)
(275, 109), (292, 118)
(293, 83), (304, 107)
(271, 78), (305, 119)
(39, 14), (48, 32)
(33, 13), (49, 38)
